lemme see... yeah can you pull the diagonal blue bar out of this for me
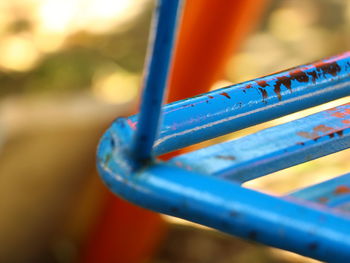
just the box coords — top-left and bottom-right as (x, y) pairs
(123, 52), (350, 155)
(289, 173), (350, 213)
(170, 103), (350, 182)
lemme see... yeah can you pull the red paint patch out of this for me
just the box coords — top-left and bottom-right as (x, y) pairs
(256, 80), (269, 88)
(313, 124), (334, 133)
(296, 124), (343, 141)
(334, 185), (350, 195)
(220, 92), (231, 99)
(297, 131), (318, 140)
(328, 107), (350, 118)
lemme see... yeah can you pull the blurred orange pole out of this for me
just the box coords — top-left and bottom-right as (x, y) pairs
(167, 0), (268, 103)
(80, 1), (268, 262)
(162, 0), (268, 159)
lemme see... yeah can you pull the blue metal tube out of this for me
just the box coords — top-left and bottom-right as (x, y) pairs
(96, 0), (350, 257)
(97, 128), (350, 261)
(131, 0), (182, 162)
(97, 50), (350, 261)
(289, 173), (350, 212)
(124, 52), (350, 155)
(170, 102), (350, 182)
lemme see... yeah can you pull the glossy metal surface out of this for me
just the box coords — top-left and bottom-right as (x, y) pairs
(124, 52), (350, 155)
(170, 102), (350, 182)
(96, 0), (350, 261)
(97, 126), (350, 262)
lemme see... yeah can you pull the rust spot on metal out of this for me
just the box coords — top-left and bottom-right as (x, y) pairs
(314, 60), (341, 77)
(274, 85), (282, 101)
(216, 155), (236, 161)
(336, 130), (343, 137)
(245, 84), (253, 89)
(220, 92), (231, 99)
(297, 124), (343, 141)
(297, 131), (318, 140)
(274, 69), (310, 95)
(334, 185), (350, 195)
(256, 80), (269, 88)
(307, 70), (318, 83)
(290, 69), (309, 83)
(327, 106), (350, 123)
(258, 88), (268, 102)
(274, 76), (292, 94)
(313, 124), (334, 133)
(330, 111), (347, 118)
(208, 95), (214, 99)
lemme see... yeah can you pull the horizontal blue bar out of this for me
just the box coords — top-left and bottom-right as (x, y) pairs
(120, 52), (350, 155)
(170, 103), (350, 182)
(97, 128), (350, 262)
(289, 173), (350, 213)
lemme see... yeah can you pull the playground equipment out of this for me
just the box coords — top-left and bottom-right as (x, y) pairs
(97, 1), (350, 261)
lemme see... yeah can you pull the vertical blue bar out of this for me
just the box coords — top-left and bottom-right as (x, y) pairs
(131, 0), (182, 163)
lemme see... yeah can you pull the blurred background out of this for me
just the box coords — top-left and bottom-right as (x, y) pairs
(0, 0), (349, 262)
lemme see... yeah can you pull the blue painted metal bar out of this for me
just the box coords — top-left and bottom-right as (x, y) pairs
(289, 173), (350, 213)
(119, 52), (350, 155)
(97, 127), (350, 262)
(170, 102), (350, 183)
(97, 0), (350, 259)
(131, 0), (182, 162)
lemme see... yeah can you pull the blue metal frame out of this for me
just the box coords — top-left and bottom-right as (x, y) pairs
(171, 102), (350, 182)
(97, 0), (350, 261)
(123, 52), (350, 155)
(290, 172), (350, 211)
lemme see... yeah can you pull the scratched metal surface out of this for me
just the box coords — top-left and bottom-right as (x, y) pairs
(97, 124), (350, 262)
(289, 173), (350, 213)
(122, 52), (350, 155)
(97, 0), (350, 261)
(170, 102), (350, 183)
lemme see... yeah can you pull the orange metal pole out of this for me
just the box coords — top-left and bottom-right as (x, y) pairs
(167, 0), (268, 103)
